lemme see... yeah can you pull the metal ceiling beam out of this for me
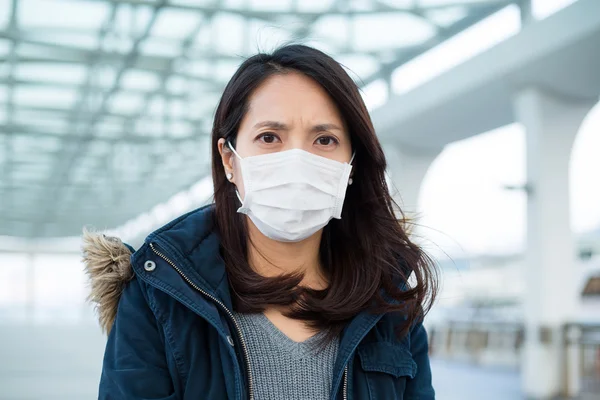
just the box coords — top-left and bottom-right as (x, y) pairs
(0, 29), (437, 67)
(0, 30), (235, 84)
(1, 61), (223, 88)
(0, 102), (207, 125)
(27, 2), (121, 235)
(2, 0), (19, 233)
(359, 1), (517, 88)
(380, 0), (512, 13)
(0, 30), (240, 63)
(0, 160), (206, 192)
(3, 27), (244, 58)
(0, 78), (198, 100)
(2, 50), (172, 71)
(95, 0), (513, 18)
(36, 1), (169, 234)
(99, 12), (218, 212)
(0, 123), (207, 143)
(0, 174), (201, 190)
(0, 213), (133, 230)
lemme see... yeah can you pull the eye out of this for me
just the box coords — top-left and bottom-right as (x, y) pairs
(315, 136), (339, 147)
(256, 133), (280, 144)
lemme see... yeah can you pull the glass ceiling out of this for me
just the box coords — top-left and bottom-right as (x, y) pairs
(0, 0), (520, 238)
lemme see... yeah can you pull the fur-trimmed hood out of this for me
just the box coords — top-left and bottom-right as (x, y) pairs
(81, 205), (232, 335)
(82, 228), (134, 335)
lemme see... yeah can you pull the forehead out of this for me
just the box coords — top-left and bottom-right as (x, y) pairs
(244, 72), (344, 125)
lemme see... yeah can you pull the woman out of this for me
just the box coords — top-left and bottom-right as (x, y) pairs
(83, 44), (437, 400)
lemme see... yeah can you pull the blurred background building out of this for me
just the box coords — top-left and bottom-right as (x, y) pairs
(0, 0), (599, 399)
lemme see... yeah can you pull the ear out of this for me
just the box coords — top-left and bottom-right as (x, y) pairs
(217, 138), (236, 184)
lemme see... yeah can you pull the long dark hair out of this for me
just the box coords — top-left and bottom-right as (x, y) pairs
(211, 44), (437, 345)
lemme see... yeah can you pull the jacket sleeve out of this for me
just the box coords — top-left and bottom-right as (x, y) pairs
(99, 276), (176, 399)
(405, 322), (435, 399)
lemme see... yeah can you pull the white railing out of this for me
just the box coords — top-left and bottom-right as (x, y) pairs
(429, 320), (523, 366)
(565, 322), (600, 397)
(428, 320), (600, 398)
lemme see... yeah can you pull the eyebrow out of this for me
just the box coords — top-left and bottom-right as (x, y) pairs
(252, 121), (343, 132)
(311, 123), (343, 133)
(253, 121), (289, 130)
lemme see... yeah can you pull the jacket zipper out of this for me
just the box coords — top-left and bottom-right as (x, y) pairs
(343, 365), (348, 400)
(149, 243), (254, 400)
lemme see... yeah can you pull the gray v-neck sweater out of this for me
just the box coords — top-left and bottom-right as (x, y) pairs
(232, 312), (340, 400)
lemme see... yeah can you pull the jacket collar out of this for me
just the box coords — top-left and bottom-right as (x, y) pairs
(140, 204), (235, 310)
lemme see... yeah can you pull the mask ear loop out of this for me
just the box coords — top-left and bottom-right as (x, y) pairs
(347, 151), (356, 185)
(227, 140), (242, 160)
(226, 140), (246, 205)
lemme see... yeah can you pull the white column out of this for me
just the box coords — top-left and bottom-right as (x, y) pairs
(26, 252), (35, 321)
(565, 325), (582, 397)
(434, 324), (451, 358)
(513, 88), (595, 399)
(385, 143), (441, 218)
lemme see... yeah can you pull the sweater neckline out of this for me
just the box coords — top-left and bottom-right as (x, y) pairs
(233, 311), (334, 358)
(256, 312), (325, 346)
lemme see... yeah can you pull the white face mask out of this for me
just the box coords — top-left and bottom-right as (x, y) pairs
(228, 141), (355, 242)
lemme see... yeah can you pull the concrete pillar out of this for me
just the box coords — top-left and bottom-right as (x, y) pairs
(512, 88), (595, 399)
(26, 252), (35, 321)
(565, 325), (582, 397)
(384, 143), (441, 218)
(519, 0), (533, 24)
(434, 324), (451, 358)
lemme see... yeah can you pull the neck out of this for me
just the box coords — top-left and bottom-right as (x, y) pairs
(246, 219), (328, 290)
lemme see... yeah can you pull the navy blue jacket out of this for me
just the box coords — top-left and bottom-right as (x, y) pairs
(95, 206), (435, 399)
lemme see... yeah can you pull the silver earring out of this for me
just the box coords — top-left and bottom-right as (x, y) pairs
(348, 178), (353, 186)
(226, 173), (233, 181)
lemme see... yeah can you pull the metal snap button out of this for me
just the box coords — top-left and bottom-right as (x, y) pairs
(226, 335), (235, 347)
(144, 260), (156, 272)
